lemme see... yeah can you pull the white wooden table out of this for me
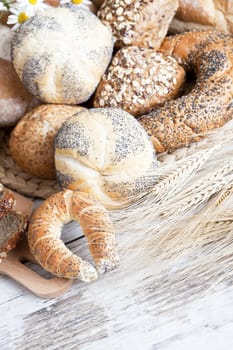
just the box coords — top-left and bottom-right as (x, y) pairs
(1, 201), (233, 350)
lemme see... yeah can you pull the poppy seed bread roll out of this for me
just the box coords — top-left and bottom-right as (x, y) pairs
(11, 6), (114, 104)
(55, 108), (158, 209)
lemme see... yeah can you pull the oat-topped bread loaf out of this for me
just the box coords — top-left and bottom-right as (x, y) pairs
(55, 108), (158, 209)
(94, 46), (185, 116)
(170, 0), (233, 34)
(11, 5), (113, 104)
(98, 0), (178, 49)
(9, 104), (85, 179)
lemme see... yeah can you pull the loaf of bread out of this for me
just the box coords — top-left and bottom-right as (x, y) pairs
(97, 0), (178, 50)
(94, 46), (185, 116)
(139, 31), (233, 153)
(55, 108), (158, 209)
(170, 0), (233, 34)
(9, 104), (85, 179)
(0, 185), (28, 259)
(11, 6), (113, 104)
(0, 184), (15, 220)
(0, 210), (28, 259)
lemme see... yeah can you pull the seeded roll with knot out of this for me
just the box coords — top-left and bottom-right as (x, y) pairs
(11, 6), (113, 105)
(55, 108), (158, 209)
(139, 30), (233, 153)
(94, 46), (185, 116)
(98, 0), (178, 49)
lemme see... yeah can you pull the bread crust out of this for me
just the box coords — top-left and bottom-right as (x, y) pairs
(55, 108), (158, 209)
(170, 0), (233, 34)
(94, 46), (185, 116)
(0, 58), (34, 127)
(0, 211), (28, 254)
(0, 186), (15, 220)
(11, 7), (113, 105)
(28, 190), (119, 281)
(139, 31), (233, 153)
(98, 0), (178, 50)
(9, 104), (85, 179)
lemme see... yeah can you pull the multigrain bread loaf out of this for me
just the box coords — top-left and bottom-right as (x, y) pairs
(55, 108), (158, 209)
(0, 185), (28, 259)
(28, 190), (119, 280)
(139, 31), (233, 153)
(0, 184), (15, 219)
(0, 58), (36, 127)
(0, 210), (28, 259)
(9, 104), (85, 179)
(94, 46), (185, 116)
(170, 0), (233, 34)
(97, 0), (178, 49)
(11, 6), (113, 104)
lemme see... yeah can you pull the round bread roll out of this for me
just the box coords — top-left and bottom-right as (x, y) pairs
(10, 104), (84, 179)
(0, 58), (36, 127)
(55, 108), (158, 209)
(11, 6), (113, 104)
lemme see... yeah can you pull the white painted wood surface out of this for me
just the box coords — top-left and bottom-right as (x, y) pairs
(1, 198), (233, 350)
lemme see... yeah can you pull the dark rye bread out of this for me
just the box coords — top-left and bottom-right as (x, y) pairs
(0, 184), (15, 219)
(0, 210), (28, 258)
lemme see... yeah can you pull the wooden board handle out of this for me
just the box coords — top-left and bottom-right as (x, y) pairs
(0, 239), (73, 298)
(0, 192), (73, 298)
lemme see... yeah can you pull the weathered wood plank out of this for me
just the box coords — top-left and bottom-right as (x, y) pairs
(1, 219), (233, 350)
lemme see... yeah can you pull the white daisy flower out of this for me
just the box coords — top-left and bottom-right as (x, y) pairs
(0, 1), (8, 11)
(16, 0), (48, 16)
(7, 6), (30, 30)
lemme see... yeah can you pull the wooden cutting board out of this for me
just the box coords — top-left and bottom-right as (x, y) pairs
(0, 191), (73, 298)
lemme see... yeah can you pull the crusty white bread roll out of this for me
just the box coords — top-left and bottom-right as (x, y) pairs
(9, 104), (85, 179)
(98, 0), (178, 50)
(28, 190), (119, 280)
(170, 0), (233, 34)
(55, 108), (158, 209)
(94, 46), (185, 116)
(11, 6), (113, 104)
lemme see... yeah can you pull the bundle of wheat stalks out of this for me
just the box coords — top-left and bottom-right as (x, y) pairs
(111, 119), (233, 289)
